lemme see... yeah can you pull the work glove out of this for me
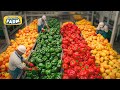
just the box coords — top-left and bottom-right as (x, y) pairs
(33, 66), (39, 71)
(42, 29), (45, 32)
(29, 67), (38, 71)
(29, 62), (34, 67)
(29, 68), (33, 71)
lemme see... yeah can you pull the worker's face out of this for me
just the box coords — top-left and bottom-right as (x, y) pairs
(20, 52), (24, 56)
(99, 25), (104, 28)
(42, 18), (45, 22)
(16, 50), (24, 56)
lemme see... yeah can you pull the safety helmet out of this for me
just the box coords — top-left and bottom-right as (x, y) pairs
(42, 15), (46, 20)
(99, 22), (104, 28)
(17, 45), (26, 54)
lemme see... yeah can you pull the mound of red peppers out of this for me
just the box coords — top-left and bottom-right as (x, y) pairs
(60, 22), (102, 79)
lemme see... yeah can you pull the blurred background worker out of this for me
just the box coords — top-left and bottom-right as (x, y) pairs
(37, 15), (50, 33)
(96, 22), (110, 41)
(8, 45), (37, 79)
(96, 22), (105, 33)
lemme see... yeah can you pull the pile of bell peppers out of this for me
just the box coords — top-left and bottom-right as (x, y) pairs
(61, 22), (102, 79)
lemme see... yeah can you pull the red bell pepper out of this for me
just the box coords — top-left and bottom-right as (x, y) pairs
(70, 60), (77, 67)
(88, 67), (94, 74)
(64, 56), (70, 63)
(62, 40), (69, 44)
(89, 75), (95, 79)
(61, 23), (102, 79)
(97, 75), (103, 79)
(62, 63), (69, 69)
(67, 49), (73, 55)
(87, 58), (94, 65)
(63, 74), (69, 79)
(62, 44), (68, 49)
(74, 66), (80, 72)
(67, 69), (76, 79)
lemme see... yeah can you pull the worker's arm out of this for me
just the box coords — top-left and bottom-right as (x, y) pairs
(42, 24), (49, 32)
(14, 59), (33, 71)
(45, 21), (50, 31)
(22, 66), (32, 71)
(23, 66), (38, 71)
(46, 24), (50, 31)
(23, 58), (34, 67)
(23, 59), (30, 65)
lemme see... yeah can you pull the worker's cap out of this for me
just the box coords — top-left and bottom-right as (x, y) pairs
(42, 15), (46, 20)
(17, 45), (26, 54)
(99, 22), (104, 27)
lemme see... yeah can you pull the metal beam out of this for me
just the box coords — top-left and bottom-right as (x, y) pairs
(0, 11), (10, 45)
(24, 11), (27, 26)
(26, 14), (57, 17)
(99, 11), (104, 22)
(116, 15), (120, 41)
(107, 11), (111, 25)
(30, 16), (33, 22)
(91, 11), (94, 24)
(116, 25), (120, 41)
(30, 11), (33, 22)
(4, 14), (57, 17)
(110, 11), (119, 46)
(87, 11), (89, 21)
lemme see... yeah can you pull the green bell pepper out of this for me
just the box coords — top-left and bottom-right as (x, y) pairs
(55, 73), (62, 79)
(51, 66), (58, 72)
(32, 70), (38, 75)
(45, 70), (51, 75)
(38, 63), (45, 69)
(41, 69), (46, 75)
(45, 62), (52, 69)
(25, 77), (32, 79)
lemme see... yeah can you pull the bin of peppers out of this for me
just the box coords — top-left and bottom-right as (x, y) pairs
(61, 22), (102, 79)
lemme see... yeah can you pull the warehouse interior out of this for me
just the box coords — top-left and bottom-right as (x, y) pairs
(0, 11), (120, 54)
(0, 11), (120, 79)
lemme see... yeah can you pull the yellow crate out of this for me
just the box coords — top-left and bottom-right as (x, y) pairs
(73, 15), (82, 21)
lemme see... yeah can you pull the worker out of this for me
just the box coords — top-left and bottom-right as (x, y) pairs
(104, 25), (111, 41)
(96, 22), (105, 35)
(96, 22), (109, 40)
(37, 15), (50, 33)
(96, 22), (105, 34)
(8, 45), (36, 79)
(104, 25), (109, 33)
